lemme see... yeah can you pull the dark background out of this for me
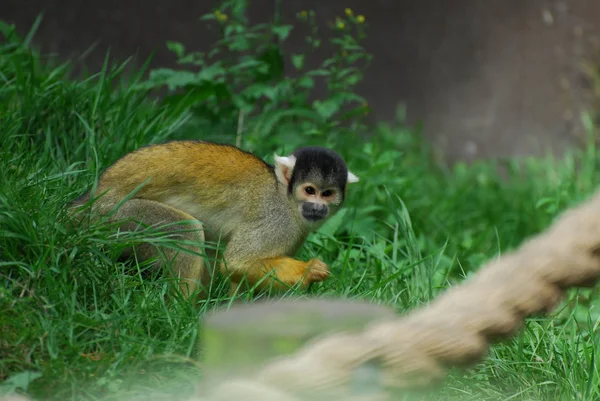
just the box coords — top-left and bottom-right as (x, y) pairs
(4, 0), (600, 163)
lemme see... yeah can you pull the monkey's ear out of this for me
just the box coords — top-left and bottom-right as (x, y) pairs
(347, 171), (360, 184)
(274, 154), (296, 186)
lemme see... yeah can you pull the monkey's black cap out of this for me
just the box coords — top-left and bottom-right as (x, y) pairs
(289, 146), (350, 195)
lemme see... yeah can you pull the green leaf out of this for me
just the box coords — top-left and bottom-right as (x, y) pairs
(258, 108), (323, 136)
(297, 76), (314, 89)
(151, 70), (197, 90)
(258, 45), (285, 81)
(160, 84), (216, 108)
(272, 24), (294, 41)
(242, 83), (277, 100)
(345, 73), (362, 85)
(196, 62), (226, 81)
(178, 51), (205, 66)
(166, 41), (186, 58)
(313, 99), (340, 119)
(0, 21), (15, 38)
(307, 69), (331, 77)
(225, 24), (246, 38)
(229, 59), (266, 73)
(292, 54), (305, 70)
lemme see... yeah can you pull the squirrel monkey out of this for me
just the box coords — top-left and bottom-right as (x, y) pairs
(70, 141), (359, 298)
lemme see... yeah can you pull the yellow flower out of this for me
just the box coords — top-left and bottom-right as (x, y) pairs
(337, 21), (345, 29)
(345, 8), (353, 16)
(298, 10), (308, 18)
(357, 15), (365, 23)
(214, 10), (228, 22)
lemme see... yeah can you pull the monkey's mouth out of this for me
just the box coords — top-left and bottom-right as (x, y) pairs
(302, 212), (326, 222)
(301, 203), (328, 221)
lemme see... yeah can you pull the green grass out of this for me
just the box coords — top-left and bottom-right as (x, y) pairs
(2, 19), (600, 401)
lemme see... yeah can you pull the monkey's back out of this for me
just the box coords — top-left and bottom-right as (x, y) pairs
(94, 141), (280, 224)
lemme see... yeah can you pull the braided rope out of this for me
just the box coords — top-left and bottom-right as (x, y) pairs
(198, 189), (600, 401)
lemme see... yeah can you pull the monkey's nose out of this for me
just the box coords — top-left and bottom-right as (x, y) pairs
(302, 202), (328, 221)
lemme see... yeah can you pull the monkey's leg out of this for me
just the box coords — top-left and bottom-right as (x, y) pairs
(104, 199), (209, 299)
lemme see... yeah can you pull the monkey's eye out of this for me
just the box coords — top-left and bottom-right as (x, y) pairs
(305, 186), (316, 195)
(322, 189), (334, 198)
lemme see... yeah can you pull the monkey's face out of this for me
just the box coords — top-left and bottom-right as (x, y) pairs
(293, 180), (343, 225)
(273, 146), (360, 229)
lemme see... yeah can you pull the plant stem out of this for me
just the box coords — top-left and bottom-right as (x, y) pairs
(236, 109), (245, 148)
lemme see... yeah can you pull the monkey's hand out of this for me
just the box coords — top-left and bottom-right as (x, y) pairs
(305, 258), (330, 283)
